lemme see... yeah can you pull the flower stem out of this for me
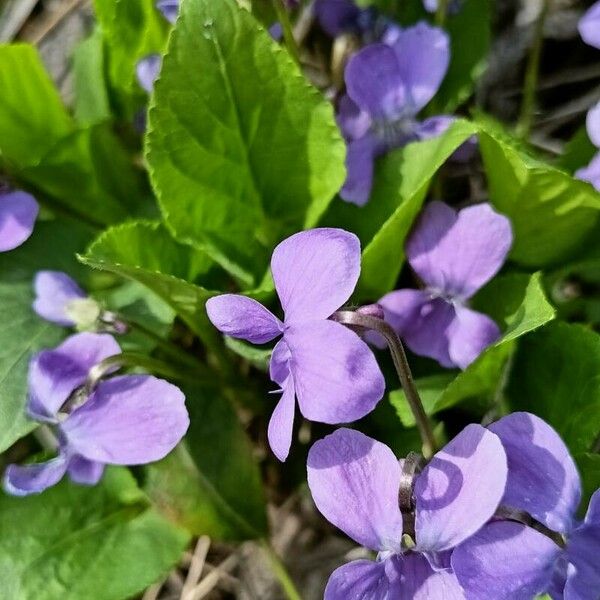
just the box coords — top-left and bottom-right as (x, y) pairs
(272, 0), (301, 65)
(260, 539), (302, 600)
(332, 311), (437, 456)
(435, 0), (449, 28)
(517, 0), (550, 139)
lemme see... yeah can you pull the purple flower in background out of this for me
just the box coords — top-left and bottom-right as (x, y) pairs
(0, 189), (39, 252)
(453, 412), (599, 599)
(206, 228), (385, 461)
(307, 425), (507, 598)
(337, 23), (450, 205)
(377, 201), (512, 369)
(314, 0), (378, 38)
(423, 0), (464, 15)
(136, 54), (161, 94)
(3, 332), (189, 496)
(156, 0), (179, 23)
(579, 1), (600, 49)
(33, 271), (89, 327)
(575, 101), (600, 191)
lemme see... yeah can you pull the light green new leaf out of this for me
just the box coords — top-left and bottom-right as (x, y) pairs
(0, 44), (73, 166)
(0, 468), (188, 600)
(507, 322), (600, 456)
(478, 123), (600, 268)
(146, 382), (268, 540)
(72, 29), (112, 125)
(391, 273), (555, 426)
(147, 0), (345, 286)
(0, 282), (63, 452)
(93, 0), (168, 117)
(80, 221), (219, 346)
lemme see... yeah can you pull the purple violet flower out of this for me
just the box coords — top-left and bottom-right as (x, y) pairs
(575, 101), (600, 191)
(206, 228), (385, 462)
(377, 201), (513, 370)
(452, 412), (599, 599)
(337, 22), (451, 205)
(33, 271), (89, 327)
(307, 425), (508, 598)
(136, 54), (162, 94)
(579, 1), (600, 49)
(314, 0), (376, 38)
(0, 189), (39, 252)
(156, 0), (179, 23)
(3, 332), (189, 496)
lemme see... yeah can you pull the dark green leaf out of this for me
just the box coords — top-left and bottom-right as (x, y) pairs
(507, 322), (600, 456)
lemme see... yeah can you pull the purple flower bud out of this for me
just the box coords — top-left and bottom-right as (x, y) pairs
(576, 102), (600, 191)
(206, 228), (385, 462)
(356, 303), (384, 320)
(377, 201), (513, 369)
(0, 189), (39, 252)
(3, 332), (189, 495)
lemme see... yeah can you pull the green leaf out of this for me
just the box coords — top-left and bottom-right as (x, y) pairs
(507, 322), (600, 456)
(478, 122), (600, 268)
(390, 273), (555, 426)
(80, 221), (219, 345)
(146, 382), (268, 540)
(0, 44), (73, 166)
(577, 452), (600, 510)
(435, 0), (491, 112)
(0, 468), (188, 600)
(0, 282), (63, 452)
(93, 0), (168, 118)
(557, 125), (597, 174)
(72, 29), (112, 125)
(351, 119), (477, 298)
(147, 0), (345, 286)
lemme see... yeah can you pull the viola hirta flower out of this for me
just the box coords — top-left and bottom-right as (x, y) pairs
(575, 101), (600, 192)
(206, 228), (385, 462)
(579, 1), (600, 50)
(337, 22), (452, 205)
(0, 189), (39, 252)
(3, 333), (189, 496)
(377, 201), (513, 369)
(453, 412), (600, 599)
(307, 425), (508, 598)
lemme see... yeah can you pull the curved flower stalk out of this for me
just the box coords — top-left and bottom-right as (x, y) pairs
(206, 228), (385, 461)
(307, 425), (508, 598)
(0, 189), (39, 252)
(376, 201), (513, 369)
(453, 412), (600, 600)
(575, 102), (600, 191)
(3, 332), (189, 496)
(579, 1), (600, 50)
(336, 22), (452, 205)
